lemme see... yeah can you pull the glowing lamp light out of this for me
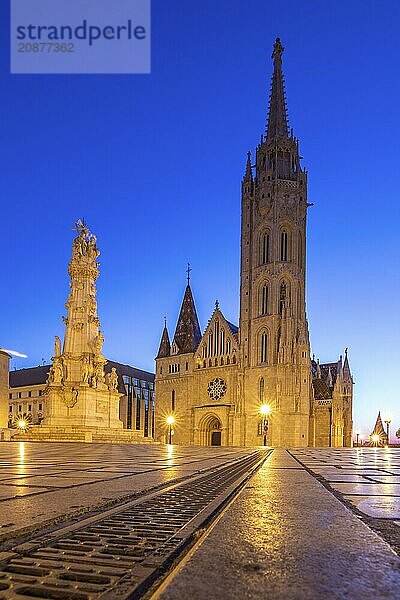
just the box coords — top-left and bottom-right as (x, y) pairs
(166, 415), (175, 445)
(371, 434), (380, 444)
(17, 420), (27, 430)
(259, 404), (271, 417)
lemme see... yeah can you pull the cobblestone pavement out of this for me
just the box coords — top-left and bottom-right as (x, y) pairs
(0, 442), (254, 541)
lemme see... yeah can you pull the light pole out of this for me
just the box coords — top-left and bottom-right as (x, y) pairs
(166, 415), (175, 445)
(259, 404), (271, 446)
(355, 430), (360, 447)
(384, 419), (391, 446)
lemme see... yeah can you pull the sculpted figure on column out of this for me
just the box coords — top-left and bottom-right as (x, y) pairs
(43, 220), (123, 430)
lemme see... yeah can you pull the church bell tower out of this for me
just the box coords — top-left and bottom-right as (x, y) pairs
(240, 38), (312, 447)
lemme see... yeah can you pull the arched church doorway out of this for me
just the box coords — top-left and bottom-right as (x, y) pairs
(199, 414), (222, 446)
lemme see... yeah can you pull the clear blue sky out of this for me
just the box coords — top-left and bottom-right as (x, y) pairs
(1, 0), (399, 440)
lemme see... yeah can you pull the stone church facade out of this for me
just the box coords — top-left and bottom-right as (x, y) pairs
(156, 38), (353, 447)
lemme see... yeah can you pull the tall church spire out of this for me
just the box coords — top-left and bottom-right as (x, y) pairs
(173, 282), (202, 355)
(266, 37), (289, 140)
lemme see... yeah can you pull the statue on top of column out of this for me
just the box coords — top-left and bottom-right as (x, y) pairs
(72, 219), (100, 264)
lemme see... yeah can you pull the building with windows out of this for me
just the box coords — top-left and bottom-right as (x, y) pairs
(8, 361), (155, 438)
(155, 38), (353, 447)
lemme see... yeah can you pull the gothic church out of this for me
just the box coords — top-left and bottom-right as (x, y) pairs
(155, 39), (353, 447)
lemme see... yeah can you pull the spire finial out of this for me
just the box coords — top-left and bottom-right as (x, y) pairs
(186, 262), (192, 285)
(164, 316), (167, 328)
(244, 151), (253, 181)
(215, 299), (219, 310)
(272, 37), (284, 65)
(266, 37), (289, 140)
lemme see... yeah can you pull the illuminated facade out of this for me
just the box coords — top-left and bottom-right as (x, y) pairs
(155, 39), (353, 447)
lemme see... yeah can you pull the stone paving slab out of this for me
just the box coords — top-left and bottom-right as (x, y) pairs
(345, 496), (400, 519)
(329, 482), (400, 496)
(0, 442), (255, 541)
(290, 448), (400, 522)
(159, 449), (400, 600)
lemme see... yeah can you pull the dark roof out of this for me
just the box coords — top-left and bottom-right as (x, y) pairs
(320, 363), (338, 385)
(370, 412), (388, 439)
(105, 361), (154, 382)
(10, 361), (154, 393)
(226, 321), (239, 338)
(9, 365), (50, 388)
(105, 361), (154, 395)
(173, 284), (202, 354)
(156, 325), (171, 359)
(312, 378), (332, 400)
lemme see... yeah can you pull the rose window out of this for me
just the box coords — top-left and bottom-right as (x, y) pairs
(207, 378), (227, 401)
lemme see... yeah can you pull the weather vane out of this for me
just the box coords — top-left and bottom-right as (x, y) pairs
(186, 262), (192, 284)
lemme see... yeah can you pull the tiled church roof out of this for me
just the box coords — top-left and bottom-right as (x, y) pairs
(156, 323), (171, 358)
(173, 284), (202, 354)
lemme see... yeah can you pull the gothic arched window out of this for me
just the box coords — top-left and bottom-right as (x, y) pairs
(260, 331), (268, 364)
(280, 231), (289, 261)
(171, 390), (175, 411)
(259, 377), (265, 402)
(259, 284), (269, 316)
(260, 233), (270, 264)
(214, 320), (219, 355)
(220, 329), (225, 355)
(208, 333), (213, 358)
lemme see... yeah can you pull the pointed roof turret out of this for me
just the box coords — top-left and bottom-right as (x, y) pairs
(316, 359), (321, 378)
(266, 37), (289, 140)
(327, 366), (333, 388)
(156, 318), (171, 359)
(343, 348), (352, 382)
(173, 283), (202, 355)
(243, 151), (253, 182)
(369, 412), (388, 446)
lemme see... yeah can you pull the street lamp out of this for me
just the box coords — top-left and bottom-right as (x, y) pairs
(384, 419), (391, 446)
(166, 415), (175, 445)
(259, 404), (271, 447)
(17, 419), (27, 431)
(355, 430), (360, 447)
(371, 433), (380, 447)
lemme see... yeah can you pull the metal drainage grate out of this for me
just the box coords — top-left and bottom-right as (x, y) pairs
(0, 450), (268, 599)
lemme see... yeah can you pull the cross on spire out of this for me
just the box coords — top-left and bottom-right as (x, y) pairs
(186, 262), (192, 285)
